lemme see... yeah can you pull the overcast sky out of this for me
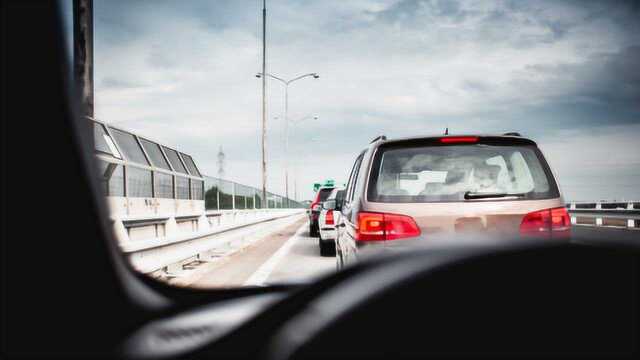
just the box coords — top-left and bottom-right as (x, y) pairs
(63, 0), (640, 201)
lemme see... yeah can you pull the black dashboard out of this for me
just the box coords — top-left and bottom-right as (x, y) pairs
(122, 243), (639, 359)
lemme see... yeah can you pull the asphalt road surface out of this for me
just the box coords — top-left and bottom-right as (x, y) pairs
(170, 218), (637, 289)
(179, 217), (336, 288)
(571, 226), (639, 247)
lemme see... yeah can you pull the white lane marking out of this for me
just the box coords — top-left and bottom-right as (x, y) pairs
(244, 223), (307, 287)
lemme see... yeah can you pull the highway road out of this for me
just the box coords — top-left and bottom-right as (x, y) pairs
(571, 226), (639, 247)
(167, 214), (638, 289)
(171, 217), (335, 288)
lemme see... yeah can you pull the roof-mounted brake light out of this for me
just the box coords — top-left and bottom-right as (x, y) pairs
(439, 136), (478, 144)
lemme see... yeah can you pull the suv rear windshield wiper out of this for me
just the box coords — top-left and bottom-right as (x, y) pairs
(464, 191), (526, 200)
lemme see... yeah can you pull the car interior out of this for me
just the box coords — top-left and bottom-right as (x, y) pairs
(4, 2), (639, 359)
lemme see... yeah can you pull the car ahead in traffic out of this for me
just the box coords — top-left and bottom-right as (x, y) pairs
(318, 187), (345, 256)
(335, 134), (570, 268)
(308, 185), (335, 237)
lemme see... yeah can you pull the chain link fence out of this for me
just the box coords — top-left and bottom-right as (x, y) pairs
(204, 176), (305, 210)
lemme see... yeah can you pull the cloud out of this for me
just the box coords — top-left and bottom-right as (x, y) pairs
(100, 76), (147, 90)
(521, 45), (640, 110)
(65, 0), (640, 200)
(539, 123), (640, 201)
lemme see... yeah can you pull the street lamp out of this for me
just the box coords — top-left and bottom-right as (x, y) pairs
(272, 114), (318, 201)
(256, 72), (319, 205)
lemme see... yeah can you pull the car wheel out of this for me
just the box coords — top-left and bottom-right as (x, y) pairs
(320, 239), (336, 257)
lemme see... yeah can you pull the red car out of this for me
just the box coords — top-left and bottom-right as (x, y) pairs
(308, 186), (335, 237)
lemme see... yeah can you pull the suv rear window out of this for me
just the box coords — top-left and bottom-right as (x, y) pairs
(368, 143), (559, 202)
(316, 188), (334, 202)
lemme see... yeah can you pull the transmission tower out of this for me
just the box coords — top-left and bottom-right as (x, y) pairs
(217, 146), (225, 179)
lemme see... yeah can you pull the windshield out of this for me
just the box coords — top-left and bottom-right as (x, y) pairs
(59, 0), (640, 290)
(369, 144), (557, 202)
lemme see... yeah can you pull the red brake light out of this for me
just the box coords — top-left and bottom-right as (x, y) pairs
(356, 212), (421, 241)
(356, 212), (385, 241)
(439, 136), (478, 144)
(325, 210), (334, 225)
(520, 207), (571, 239)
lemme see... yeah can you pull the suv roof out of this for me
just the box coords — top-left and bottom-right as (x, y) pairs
(370, 134), (537, 147)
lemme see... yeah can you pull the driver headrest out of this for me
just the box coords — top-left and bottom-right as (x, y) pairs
(474, 164), (501, 179)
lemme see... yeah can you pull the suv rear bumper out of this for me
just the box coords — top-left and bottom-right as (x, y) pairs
(355, 233), (571, 258)
(320, 227), (337, 241)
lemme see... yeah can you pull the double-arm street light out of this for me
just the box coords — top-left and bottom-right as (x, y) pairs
(274, 115), (319, 201)
(256, 72), (319, 205)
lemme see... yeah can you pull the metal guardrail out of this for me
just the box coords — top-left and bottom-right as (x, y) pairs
(567, 201), (640, 229)
(115, 208), (306, 276)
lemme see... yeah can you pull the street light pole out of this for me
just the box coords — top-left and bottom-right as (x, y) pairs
(289, 115), (318, 201)
(256, 72), (319, 206)
(260, 0), (267, 208)
(277, 114), (317, 201)
(284, 84), (289, 207)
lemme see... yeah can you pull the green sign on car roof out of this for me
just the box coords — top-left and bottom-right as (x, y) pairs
(313, 179), (335, 192)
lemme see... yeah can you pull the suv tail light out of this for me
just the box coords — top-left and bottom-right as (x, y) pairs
(325, 210), (334, 225)
(520, 207), (571, 239)
(356, 212), (421, 241)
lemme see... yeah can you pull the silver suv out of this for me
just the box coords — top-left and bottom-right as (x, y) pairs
(334, 134), (570, 268)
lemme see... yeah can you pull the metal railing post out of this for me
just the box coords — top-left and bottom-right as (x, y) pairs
(232, 182), (236, 210)
(216, 183), (220, 211)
